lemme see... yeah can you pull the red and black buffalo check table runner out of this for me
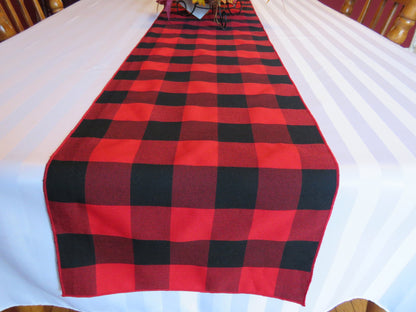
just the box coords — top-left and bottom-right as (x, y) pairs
(44, 0), (338, 305)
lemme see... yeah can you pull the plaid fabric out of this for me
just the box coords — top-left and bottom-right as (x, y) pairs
(44, 0), (338, 305)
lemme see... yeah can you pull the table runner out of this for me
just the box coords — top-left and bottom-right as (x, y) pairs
(44, 0), (338, 305)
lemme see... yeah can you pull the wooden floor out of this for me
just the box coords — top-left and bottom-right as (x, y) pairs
(2, 299), (386, 312)
(329, 299), (386, 312)
(2, 307), (76, 312)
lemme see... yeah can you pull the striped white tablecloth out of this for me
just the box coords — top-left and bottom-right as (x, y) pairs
(1, 0), (416, 311)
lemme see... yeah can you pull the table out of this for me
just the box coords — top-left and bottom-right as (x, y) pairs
(1, 0), (416, 311)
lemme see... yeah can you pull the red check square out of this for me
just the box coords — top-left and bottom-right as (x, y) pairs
(191, 62), (216, 73)
(249, 107), (286, 124)
(256, 168), (302, 211)
(135, 265), (170, 290)
(172, 165), (217, 209)
(242, 72), (269, 84)
(169, 265), (207, 292)
(167, 63), (192, 72)
(160, 81), (189, 93)
(52, 202), (91, 235)
(206, 268), (241, 293)
(87, 204), (132, 238)
(182, 105), (218, 123)
(275, 269), (310, 305)
(113, 103), (154, 121)
(248, 210), (296, 241)
(175, 141), (218, 166)
(131, 206), (171, 240)
(297, 144), (338, 169)
(87, 103), (121, 120)
(187, 81), (218, 94)
(282, 109), (316, 125)
(149, 105), (184, 122)
(105, 79), (134, 91)
(61, 266), (97, 296)
(240, 64), (267, 75)
(85, 162), (131, 206)
(186, 93), (218, 107)
(239, 267), (279, 298)
(89, 139), (141, 163)
(218, 142), (257, 167)
(272, 83), (298, 96)
(170, 207), (215, 242)
(140, 60), (170, 72)
(134, 140), (178, 165)
(218, 107), (251, 124)
(244, 83), (275, 95)
(217, 82), (245, 95)
(131, 79), (163, 92)
(53, 137), (100, 162)
(251, 124), (292, 143)
(255, 143), (301, 168)
(210, 209), (254, 240)
(136, 69), (165, 81)
(289, 210), (331, 241)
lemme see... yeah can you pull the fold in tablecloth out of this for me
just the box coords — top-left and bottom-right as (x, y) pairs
(44, 0), (338, 305)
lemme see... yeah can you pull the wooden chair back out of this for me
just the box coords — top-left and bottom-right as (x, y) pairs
(0, 0), (63, 42)
(341, 0), (416, 44)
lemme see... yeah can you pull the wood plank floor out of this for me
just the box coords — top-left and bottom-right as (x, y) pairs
(329, 299), (386, 312)
(2, 299), (387, 312)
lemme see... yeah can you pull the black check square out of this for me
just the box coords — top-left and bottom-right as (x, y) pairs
(208, 240), (247, 267)
(137, 42), (156, 49)
(176, 43), (196, 50)
(164, 71), (191, 82)
(145, 32), (161, 38)
(256, 45), (274, 52)
(183, 24), (199, 30)
(216, 56), (239, 65)
(249, 26), (262, 32)
(298, 169), (338, 210)
(180, 33), (198, 39)
(143, 121), (182, 141)
(287, 125), (324, 144)
(276, 95), (305, 109)
(127, 55), (148, 62)
(130, 164), (173, 206)
(72, 119), (112, 138)
(252, 35), (268, 41)
(114, 70), (140, 80)
(261, 58), (282, 67)
(46, 160), (87, 203)
(171, 56), (193, 64)
(171, 241), (210, 266)
(217, 73), (243, 83)
(268, 74), (292, 84)
(216, 45), (236, 51)
(94, 235), (134, 264)
(280, 241), (318, 272)
(215, 167), (258, 209)
(58, 234), (95, 268)
(96, 91), (128, 103)
(218, 123), (254, 143)
(216, 34), (233, 40)
(156, 92), (187, 106)
(218, 94), (247, 108)
(133, 240), (170, 265)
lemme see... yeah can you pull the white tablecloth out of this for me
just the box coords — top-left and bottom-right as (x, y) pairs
(1, 0), (416, 311)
